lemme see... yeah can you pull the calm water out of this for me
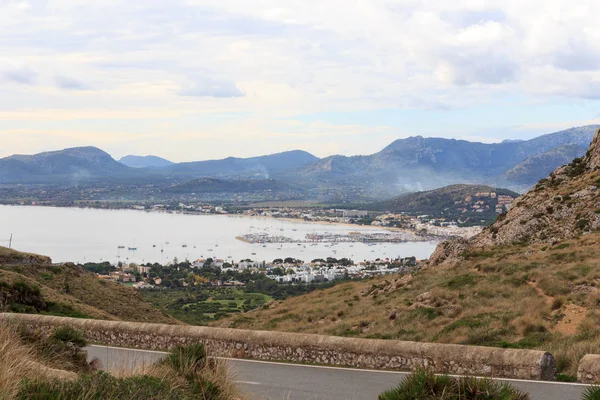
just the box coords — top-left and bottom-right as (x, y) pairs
(0, 206), (438, 264)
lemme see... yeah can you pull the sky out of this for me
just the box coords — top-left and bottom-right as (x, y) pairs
(2, 0), (600, 161)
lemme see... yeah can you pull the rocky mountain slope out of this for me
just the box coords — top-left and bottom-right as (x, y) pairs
(0, 247), (177, 324)
(430, 129), (600, 265)
(504, 144), (586, 184)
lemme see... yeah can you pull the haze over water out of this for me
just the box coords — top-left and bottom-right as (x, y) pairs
(1, 206), (438, 264)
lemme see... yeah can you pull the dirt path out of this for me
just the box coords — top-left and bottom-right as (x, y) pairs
(527, 280), (587, 335)
(554, 304), (587, 335)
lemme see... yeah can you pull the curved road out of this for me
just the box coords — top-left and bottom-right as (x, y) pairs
(86, 345), (590, 400)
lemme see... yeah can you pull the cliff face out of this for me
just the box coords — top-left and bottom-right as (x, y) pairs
(430, 129), (600, 265)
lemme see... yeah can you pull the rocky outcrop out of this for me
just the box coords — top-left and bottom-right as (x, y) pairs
(430, 129), (600, 266)
(427, 238), (470, 266)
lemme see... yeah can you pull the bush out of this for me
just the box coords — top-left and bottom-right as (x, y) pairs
(576, 219), (590, 231)
(378, 369), (529, 400)
(582, 386), (600, 400)
(52, 326), (87, 348)
(378, 369), (530, 400)
(162, 343), (208, 376)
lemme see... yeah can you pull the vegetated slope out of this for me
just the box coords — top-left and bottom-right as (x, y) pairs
(119, 155), (174, 168)
(163, 177), (291, 194)
(217, 129), (600, 377)
(505, 144), (586, 184)
(370, 184), (519, 225)
(0, 247), (177, 324)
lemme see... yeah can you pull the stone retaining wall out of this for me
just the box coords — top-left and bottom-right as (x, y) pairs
(1, 313), (556, 381)
(578, 355), (600, 383)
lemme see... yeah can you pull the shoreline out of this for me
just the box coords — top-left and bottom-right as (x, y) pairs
(0, 203), (415, 233)
(0, 203), (463, 241)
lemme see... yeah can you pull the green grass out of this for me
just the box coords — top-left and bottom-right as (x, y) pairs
(141, 288), (272, 325)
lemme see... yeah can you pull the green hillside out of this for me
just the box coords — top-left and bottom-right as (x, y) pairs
(0, 246), (177, 324)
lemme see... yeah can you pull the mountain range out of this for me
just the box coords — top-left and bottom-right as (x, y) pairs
(292, 125), (598, 192)
(0, 125), (597, 199)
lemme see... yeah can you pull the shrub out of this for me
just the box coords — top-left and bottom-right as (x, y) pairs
(162, 343), (208, 376)
(582, 386), (600, 400)
(52, 326), (87, 348)
(576, 219), (590, 231)
(378, 368), (530, 400)
(446, 274), (477, 290)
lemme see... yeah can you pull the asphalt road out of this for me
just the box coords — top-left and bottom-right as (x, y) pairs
(86, 345), (590, 400)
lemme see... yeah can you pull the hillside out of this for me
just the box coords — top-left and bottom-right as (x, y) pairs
(0, 247), (177, 324)
(216, 128), (600, 377)
(370, 184), (519, 225)
(504, 144), (586, 185)
(119, 155), (174, 168)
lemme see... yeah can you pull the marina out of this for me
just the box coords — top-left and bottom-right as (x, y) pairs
(236, 231), (436, 244)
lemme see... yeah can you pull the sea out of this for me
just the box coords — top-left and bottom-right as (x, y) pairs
(0, 205), (439, 264)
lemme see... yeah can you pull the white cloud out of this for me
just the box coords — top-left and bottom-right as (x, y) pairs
(1, 0), (600, 159)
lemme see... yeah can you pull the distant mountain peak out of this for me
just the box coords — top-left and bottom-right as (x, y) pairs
(119, 155), (174, 169)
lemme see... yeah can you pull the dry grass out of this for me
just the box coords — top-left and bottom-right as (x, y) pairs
(0, 262), (178, 324)
(216, 232), (600, 376)
(0, 324), (78, 400)
(113, 358), (244, 400)
(1, 323), (244, 400)
(0, 246), (51, 265)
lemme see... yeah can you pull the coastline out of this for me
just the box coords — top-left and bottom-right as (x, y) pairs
(0, 203), (463, 241)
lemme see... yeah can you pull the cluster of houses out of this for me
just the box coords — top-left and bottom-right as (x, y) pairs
(98, 256), (420, 289)
(190, 256), (420, 284)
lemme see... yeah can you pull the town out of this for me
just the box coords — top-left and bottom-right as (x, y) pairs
(90, 255), (420, 290)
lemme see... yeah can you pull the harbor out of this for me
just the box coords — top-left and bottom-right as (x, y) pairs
(236, 231), (437, 244)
